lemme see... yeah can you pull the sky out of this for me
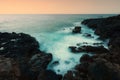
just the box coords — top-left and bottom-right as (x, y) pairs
(0, 0), (120, 14)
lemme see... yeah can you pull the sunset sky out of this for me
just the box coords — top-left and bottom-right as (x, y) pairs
(0, 0), (120, 14)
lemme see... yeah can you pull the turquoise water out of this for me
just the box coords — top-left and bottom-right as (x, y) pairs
(0, 14), (115, 75)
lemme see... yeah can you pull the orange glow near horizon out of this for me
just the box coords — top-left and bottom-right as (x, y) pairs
(0, 0), (120, 14)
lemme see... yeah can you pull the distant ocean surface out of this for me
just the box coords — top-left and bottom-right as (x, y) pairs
(0, 14), (116, 75)
(0, 14), (115, 33)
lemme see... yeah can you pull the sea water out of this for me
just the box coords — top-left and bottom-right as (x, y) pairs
(0, 14), (115, 75)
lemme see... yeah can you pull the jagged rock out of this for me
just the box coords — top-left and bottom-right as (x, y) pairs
(64, 15), (120, 80)
(69, 45), (109, 54)
(72, 26), (81, 33)
(0, 32), (53, 80)
(82, 15), (120, 39)
(78, 46), (109, 53)
(29, 53), (52, 71)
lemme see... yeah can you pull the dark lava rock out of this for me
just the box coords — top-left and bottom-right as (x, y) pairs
(80, 54), (93, 63)
(72, 26), (81, 33)
(64, 15), (120, 80)
(37, 70), (62, 80)
(88, 58), (120, 80)
(63, 53), (120, 80)
(0, 32), (39, 58)
(69, 46), (79, 53)
(29, 53), (52, 71)
(108, 36), (120, 53)
(82, 15), (120, 39)
(0, 32), (53, 80)
(69, 45), (109, 54)
(78, 46), (109, 53)
(0, 56), (20, 80)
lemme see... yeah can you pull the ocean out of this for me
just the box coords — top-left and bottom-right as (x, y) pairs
(0, 14), (115, 75)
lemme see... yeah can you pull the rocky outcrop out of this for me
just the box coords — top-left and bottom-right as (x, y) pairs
(63, 53), (120, 80)
(72, 26), (81, 33)
(0, 32), (39, 58)
(69, 45), (109, 54)
(82, 14), (120, 52)
(82, 15), (120, 39)
(0, 56), (20, 80)
(64, 15), (120, 80)
(0, 32), (54, 80)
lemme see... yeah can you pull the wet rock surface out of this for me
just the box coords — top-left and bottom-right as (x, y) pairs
(72, 26), (81, 33)
(0, 32), (60, 80)
(1, 15), (120, 80)
(64, 15), (120, 80)
(82, 15), (120, 39)
(69, 45), (109, 54)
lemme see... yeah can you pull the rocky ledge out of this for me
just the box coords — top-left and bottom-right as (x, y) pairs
(63, 15), (120, 80)
(69, 45), (109, 54)
(0, 32), (62, 80)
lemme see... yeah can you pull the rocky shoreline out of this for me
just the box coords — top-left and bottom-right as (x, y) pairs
(0, 32), (62, 80)
(63, 15), (120, 80)
(0, 15), (120, 80)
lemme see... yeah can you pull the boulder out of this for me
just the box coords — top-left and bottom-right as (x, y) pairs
(29, 53), (52, 71)
(72, 26), (81, 33)
(69, 45), (109, 54)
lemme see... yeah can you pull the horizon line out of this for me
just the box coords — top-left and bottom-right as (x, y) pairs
(0, 13), (119, 15)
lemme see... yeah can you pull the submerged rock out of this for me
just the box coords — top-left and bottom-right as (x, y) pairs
(83, 33), (94, 38)
(51, 61), (59, 66)
(69, 46), (78, 53)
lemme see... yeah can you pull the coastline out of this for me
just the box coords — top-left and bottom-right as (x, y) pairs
(0, 15), (120, 80)
(63, 15), (120, 80)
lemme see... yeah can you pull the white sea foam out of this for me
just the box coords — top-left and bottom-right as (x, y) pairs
(0, 14), (111, 75)
(32, 22), (107, 75)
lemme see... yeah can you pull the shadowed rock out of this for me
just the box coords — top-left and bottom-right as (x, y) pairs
(64, 15), (120, 80)
(0, 32), (53, 80)
(72, 26), (81, 33)
(69, 45), (109, 54)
